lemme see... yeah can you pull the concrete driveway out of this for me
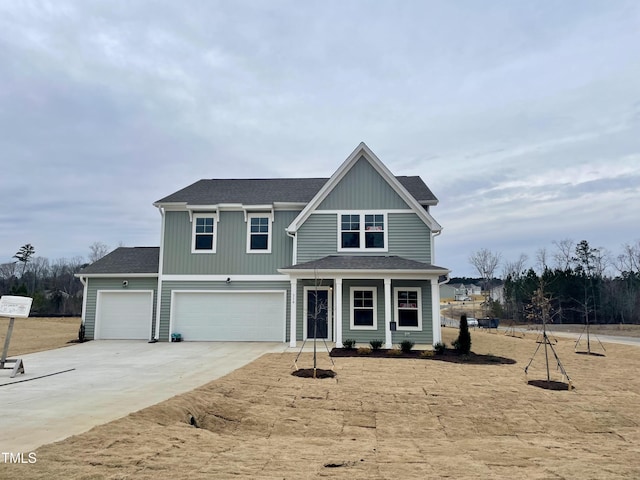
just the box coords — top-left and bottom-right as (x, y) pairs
(0, 340), (287, 452)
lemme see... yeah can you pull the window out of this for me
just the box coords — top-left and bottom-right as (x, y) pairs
(341, 214), (360, 248)
(339, 213), (386, 251)
(365, 214), (384, 248)
(247, 214), (271, 253)
(394, 288), (422, 330)
(350, 287), (377, 330)
(192, 214), (217, 253)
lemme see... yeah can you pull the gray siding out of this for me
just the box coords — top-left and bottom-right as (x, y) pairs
(340, 280), (386, 345)
(390, 280), (433, 346)
(339, 280), (433, 346)
(162, 210), (298, 274)
(317, 156), (410, 210)
(297, 213), (432, 264)
(159, 280), (291, 341)
(84, 277), (158, 340)
(296, 214), (337, 263)
(387, 213), (432, 263)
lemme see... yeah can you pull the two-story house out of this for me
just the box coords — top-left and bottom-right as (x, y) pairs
(77, 143), (449, 348)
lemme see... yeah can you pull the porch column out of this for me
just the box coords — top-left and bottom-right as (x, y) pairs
(384, 278), (392, 348)
(431, 277), (442, 345)
(289, 278), (297, 347)
(334, 278), (343, 348)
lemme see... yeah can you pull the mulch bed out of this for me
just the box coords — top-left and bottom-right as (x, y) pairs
(527, 379), (574, 390)
(330, 348), (516, 365)
(291, 368), (336, 379)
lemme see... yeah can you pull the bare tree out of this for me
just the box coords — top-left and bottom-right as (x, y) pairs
(553, 239), (575, 271)
(469, 248), (501, 292)
(502, 253), (529, 280)
(88, 242), (110, 263)
(535, 248), (549, 273)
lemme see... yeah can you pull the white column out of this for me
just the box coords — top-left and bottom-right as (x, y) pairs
(289, 278), (297, 347)
(431, 277), (442, 345)
(384, 278), (392, 348)
(335, 278), (343, 348)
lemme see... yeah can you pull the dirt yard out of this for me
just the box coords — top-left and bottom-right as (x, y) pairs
(4, 327), (640, 479)
(0, 317), (79, 356)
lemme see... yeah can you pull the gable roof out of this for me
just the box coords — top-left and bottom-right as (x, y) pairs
(286, 142), (442, 233)
(153, 176), (436, 207)
(78, 247), (159, 276)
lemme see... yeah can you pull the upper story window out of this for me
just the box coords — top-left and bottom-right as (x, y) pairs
(192, 214), (217, 253)
(247, 213), (272, 253)
(339, 213), (387, 251)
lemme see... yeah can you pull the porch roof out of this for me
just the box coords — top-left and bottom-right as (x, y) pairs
(279, 255), (449, 275)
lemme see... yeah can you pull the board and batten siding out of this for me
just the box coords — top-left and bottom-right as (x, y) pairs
(84, 277), (158, 340)
(158, 280), (291, 341)
(317, 156), (410, 210)
(296, 212), (432, 264)
(162, 210), (298, 275)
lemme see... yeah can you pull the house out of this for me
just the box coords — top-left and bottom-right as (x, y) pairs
(77, 143), (449, 347)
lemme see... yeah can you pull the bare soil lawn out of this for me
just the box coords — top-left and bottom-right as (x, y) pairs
(6, 328), (640, 479)
(0, 316), (79, 356)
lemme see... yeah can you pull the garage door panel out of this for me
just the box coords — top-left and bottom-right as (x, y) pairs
(172, 291), (285, 341)
(97, 291), (152, 340)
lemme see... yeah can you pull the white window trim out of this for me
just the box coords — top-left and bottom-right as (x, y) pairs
(349, 286), (377, 330)
(246, 212), (272, 254)
(191, 213), (218, 254)
(394, 287), (422, 331)
(337, 212), (388, 252)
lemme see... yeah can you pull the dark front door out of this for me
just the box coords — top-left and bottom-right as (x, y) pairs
(307, 289), (329, 339)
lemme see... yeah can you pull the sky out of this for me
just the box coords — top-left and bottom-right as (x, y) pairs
(1, 1), (639, 277)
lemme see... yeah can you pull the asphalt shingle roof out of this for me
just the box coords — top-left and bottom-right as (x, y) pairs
(79, 247), (159, 275)
(155, 176), (437, 205)
(281, 255), (449, 271)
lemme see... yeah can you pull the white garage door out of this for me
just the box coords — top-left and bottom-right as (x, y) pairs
(96, 291), (153, 340)
(171, 291), (285, 341)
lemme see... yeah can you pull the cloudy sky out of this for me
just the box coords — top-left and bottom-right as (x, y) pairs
(1, 1), (639, 277)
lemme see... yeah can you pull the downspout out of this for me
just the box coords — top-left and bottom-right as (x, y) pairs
(286, 230), (297, 265)
(431, 229), (442, 265)
(78, 275), (87, 328)
(153, 206), (166, 341)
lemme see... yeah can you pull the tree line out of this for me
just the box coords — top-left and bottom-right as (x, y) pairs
(0, 242), (111, 316)
(470, 239), (640, 325)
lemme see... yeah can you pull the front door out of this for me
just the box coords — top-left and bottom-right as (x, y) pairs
(305, 287), (331, 339)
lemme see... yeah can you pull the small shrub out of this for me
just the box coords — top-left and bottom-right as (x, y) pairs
(451, 339), (460, 351)
(343, 339), (356, 350)
(78, 322), (85, 343)
(387, 348), (402, 356)
(419, 350), (434, 358)
(357, 346), (372, 355)
(400, 340), (415, 353)
(369, 339), (384, 350)
(434, 341), (446, 354)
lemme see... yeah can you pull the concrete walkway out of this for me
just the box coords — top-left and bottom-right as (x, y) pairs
(0, 340), (287, 452)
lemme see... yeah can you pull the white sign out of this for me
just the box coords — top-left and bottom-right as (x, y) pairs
(0, 296), (33, 318)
